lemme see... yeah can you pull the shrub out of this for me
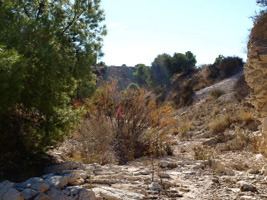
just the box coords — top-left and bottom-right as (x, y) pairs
(78, 80), (174, 164)
(193, 146), (214, 161)
(210, 88), (226, 99)
(209, 114), (232, 134)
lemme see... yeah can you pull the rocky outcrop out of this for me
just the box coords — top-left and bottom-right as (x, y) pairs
(245, 13), (267, 155)
(244, 13), (267, 123)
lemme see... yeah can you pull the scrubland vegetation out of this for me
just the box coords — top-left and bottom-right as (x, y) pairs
(1, 0), (266, 186)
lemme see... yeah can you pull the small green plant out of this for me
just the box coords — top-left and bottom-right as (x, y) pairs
(210, 88), (226, 99)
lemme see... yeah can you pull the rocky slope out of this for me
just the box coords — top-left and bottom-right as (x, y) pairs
(244, 13), (267, 123)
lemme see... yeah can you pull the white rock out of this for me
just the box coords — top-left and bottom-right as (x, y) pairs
(44, 175), (68, 190)
(93, 186), (144, 200)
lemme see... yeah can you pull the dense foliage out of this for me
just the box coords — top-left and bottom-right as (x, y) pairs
(149, 51), (197, 88)
(133, 64), (149, 85)
(0, 0), (106, 155)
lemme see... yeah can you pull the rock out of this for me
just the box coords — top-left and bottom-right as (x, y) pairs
(34, 193), (51, 200)
(139, 170), (151, 175)
(31, 183), (50, 193)
(93, 186), (144, 200)
(77, 188), (96, 200)
(0, 180), (23, 200)
(228, 139), (245, 150)
(209, 160), (235, 176)
(44, 162), (84, 174)
(218, 92), (238, 103)
(22, 188), (39, 199)
(46, 189), (71, 200)
(159, 161), (169, 168)
(158, 173), (171, 179)
(247, 169), (259, 175)
(203, 138), (217, 146)
(149, 182), (161, 191)
(67, 173), (85, 186)
(240, 184), (258, 193)
(44, 175), (68, 190)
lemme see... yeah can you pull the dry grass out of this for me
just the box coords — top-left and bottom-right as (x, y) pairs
(209, 114), (232, 135)
(238, 110), (254, 125)
(177, 117), (192, 138)
(210, 88), (226, 99)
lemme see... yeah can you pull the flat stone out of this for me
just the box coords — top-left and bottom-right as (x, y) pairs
(139, 170), (151, 175)
(31, 183), (50, 193)
(44, 161), (84, 174)
(93, 186), (144, 200)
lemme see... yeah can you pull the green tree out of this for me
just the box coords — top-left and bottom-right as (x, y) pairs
(150, 53), (172, 87)
(171, 53), (190, 74)
(0, 0), (106, 154)
(133, 64), (149, 85)
(185, 51), (197, 66)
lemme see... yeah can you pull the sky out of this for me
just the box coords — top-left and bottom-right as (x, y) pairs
(99, 0), (260, 67)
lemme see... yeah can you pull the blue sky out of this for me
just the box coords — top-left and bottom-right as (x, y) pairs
(99, 0), (260, 67)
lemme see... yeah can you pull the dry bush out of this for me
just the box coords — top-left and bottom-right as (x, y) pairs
(177, 116), (192, 138)
(210, 88), (226, 99)
(212, 107), (220, 117)
(238, 110), (254, 125)
(209, 114), (232, 135)
(78, 80), (174, 164)
(193, 146), (214, 161)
